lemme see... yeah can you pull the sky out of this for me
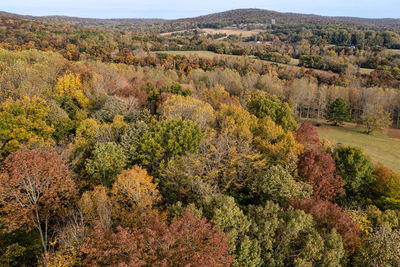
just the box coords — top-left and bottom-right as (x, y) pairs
(1, 0), (399, 19)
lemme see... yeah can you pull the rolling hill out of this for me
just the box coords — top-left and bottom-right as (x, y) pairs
(1, 8), (400, 29)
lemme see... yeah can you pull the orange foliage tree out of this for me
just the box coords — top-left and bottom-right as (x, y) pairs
(0, 150), (77, 253)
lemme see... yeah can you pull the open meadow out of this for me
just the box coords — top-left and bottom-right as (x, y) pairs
(315, 121), (400, 171)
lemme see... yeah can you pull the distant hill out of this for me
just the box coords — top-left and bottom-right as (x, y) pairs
(1, 8), (400, 29)
(172, 9), (400, 28)
(0, 11), (165, 26)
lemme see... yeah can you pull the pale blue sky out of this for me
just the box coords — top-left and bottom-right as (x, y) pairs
(1, 0), (399, 19)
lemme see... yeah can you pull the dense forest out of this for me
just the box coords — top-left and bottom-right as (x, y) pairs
(0, 8), (400, 266)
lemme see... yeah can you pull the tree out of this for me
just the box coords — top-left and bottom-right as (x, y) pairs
(247, 92), (297, 131)
(247, 92), (281, 121)
(292, 199), (361, 253)
(249, 165), (312, 205)
(368, 164), (400, 210)
(333, 146), (374, 200)
(0, 150), (77, 254)
(54, 73), (89, 108)
(80, 207), (234, 266)
(253, 116), (302, 165)
(0, 97), (55, 159)
(298, 149), (344, 201)
(196, 193), (260, 266)
(120, 121), (149, 166)
(249, 201), (347, 266)
(360, 227), (400, 266)
(137, 119), (203, 172)
(295, 121), (320, 148)
(0, 229), (41, 267)
(327, 98), (350, 126)
(85, 142), (127, 187)
(159, 95), (216, 130)
(111, 166), (161, 226)
(361, 104), (392, 134)
(93, 95), (127, 123)
(79, 185), (113, 230)
(80, 225), (142, 267)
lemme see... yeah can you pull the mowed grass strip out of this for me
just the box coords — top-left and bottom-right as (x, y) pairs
(316, 122), (400, 171)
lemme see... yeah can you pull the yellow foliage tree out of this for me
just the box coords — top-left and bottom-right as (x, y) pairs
(111, 166), (161, 226)
(159, 95), (216, 130)
(79, 185), (112, 230)
(253, 116), (303, 164)
(55, 73), (89, 108)
(0, 96), (55, 159)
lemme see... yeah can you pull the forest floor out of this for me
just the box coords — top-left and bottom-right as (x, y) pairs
(311, 120), (400, 171)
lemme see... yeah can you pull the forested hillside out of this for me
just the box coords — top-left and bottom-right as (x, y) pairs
(0, 9), (400, 266)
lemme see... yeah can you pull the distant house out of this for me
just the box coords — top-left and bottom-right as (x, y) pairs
(271, 19), (276, 25)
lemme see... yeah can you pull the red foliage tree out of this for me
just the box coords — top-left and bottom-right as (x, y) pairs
(80, 225), (143, 266)
(298, 149), (344, 201)
(292, 199), (361, 253)
(295, 122), (320, 147)
(0, 150), (77, 253)
(80, 207), (233, 266)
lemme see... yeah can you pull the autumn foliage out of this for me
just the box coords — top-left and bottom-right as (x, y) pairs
(295, 121), (320, 148)
(80, 207), (233, 266)
(0, 150), (77, 253)
(292, 199), (361, 253)
(298, 149), (344, 201)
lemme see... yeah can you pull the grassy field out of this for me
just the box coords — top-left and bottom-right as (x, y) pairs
(200, 28), (264, 38)
(160, 28), (264, 38)
(152, 50), (301, 69)
(152, 50), (229, 59)
(315, 121), (400, 171)
(152, 51), (375, 74)
(359, 68), (374, 74)
(387, 49), (400, 54)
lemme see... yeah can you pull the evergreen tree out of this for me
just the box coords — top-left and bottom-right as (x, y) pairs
(327, 98), (350, 126)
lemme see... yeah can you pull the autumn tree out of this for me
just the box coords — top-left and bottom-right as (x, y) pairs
(327, 98), (350, 126)
(55, 73), (89, 108)
(79, 185), (113, 230)
(93, 95), (128, 123)
(247, 91), (297, 131)
(249, 165), (312, 205)
(361, 104), (392, 134)
(195, 193), (258, 266)
(111, 166), (161, 226)
(80, 225), (142, 266)
(368, 164), (400, 210)
(360, 226), (400, 266)
(0, 97), (55, 159)
(295, 121), (320, 148)
(292, 199), (361, 253)
(0, 150), (77, 254)
(159, 95), (216, 130)
(249, 201), (347, 266)
(298, 149), (344, 201)
(252, 116), (302, 166)
(80, 207), (233, 266)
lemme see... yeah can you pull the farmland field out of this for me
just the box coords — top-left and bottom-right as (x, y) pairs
(315, 121), (400, 171)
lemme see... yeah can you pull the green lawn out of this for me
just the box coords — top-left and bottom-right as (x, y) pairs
(316, 122), (400, 171)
